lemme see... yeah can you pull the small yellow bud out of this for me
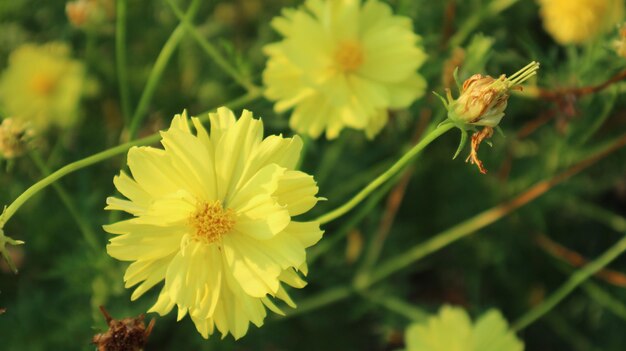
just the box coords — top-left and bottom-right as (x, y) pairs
(0, 118), (34, 159)
(66, 0), (114, 30)
(448, 61), (540, 128)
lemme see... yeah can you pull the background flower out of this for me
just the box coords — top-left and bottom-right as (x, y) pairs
(404, 306), (524, 351)
(0, 42), (86, 131)
(105, 107), (323, 339)
(263, 0), (427, 139)
(538, 0), (624, 45)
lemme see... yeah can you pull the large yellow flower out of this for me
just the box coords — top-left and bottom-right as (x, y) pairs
(538, 0), (624, 45)
(0, 42), (86, 131)
(263, 0), (427, 139)
(104, 107), (323, 339)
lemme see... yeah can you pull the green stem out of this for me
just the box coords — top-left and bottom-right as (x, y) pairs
(512, 235), (626, 331)
(448, 0), (519, 47)
(116, 0), (132, 123)
(283, 285), (352, 319)
(315, 123), (454, 225)
(165, 0), (256, 92)
(566, 198), (626, 233)
(308, 171), (402, 264)
(0, 133), (160, 227)
(364, 132), (626, 288)
(582, 281), (626, 323)
(127, 0), (202, 139)
(29, 151), (99, 251)
(362, 293), (428, 322)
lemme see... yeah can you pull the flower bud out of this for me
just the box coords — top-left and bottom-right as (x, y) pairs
(448, 61), (540, 128)
(0, 118), (33, 159)
(66, 0), (114, 30)
(614, 23), (626, 58)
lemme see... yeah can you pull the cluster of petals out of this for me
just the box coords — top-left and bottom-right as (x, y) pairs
(105, 107), (323, 339)
(263, 0), (427, 139)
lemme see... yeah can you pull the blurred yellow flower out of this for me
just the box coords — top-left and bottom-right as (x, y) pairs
(263, 0), (427, 139)
(0, 42), (86, 131)
(404, 305), (524, 351)
(105, 107), (323, 339)
(538, 0), (624, 45)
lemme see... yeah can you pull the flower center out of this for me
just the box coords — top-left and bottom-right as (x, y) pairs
(29, 74), (56, 96)
(190, 200), (235, 243)
(334, 40), (364, 72)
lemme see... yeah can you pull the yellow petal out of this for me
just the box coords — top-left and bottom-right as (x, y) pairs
(223, 233), (282, 297)
(215, 110), (263, 200)
(274, 170), (319, 216)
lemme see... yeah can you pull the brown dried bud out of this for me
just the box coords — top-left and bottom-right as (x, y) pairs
(451, 74), (509, 127)
(92, 306), (155, 351)
(447, 61), (540, 128)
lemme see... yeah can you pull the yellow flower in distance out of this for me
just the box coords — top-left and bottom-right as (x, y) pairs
(0, 42), (86, 131)
(538, 0), (624, 45)
(263, 0), (427, 139)
(404, 306), (524, 351)
(104, 107), (323, 339)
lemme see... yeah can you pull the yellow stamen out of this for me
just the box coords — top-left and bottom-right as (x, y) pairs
(30, 74), (57, 96)
(334, 40), (364, 72)
(190, 200), (235, 243)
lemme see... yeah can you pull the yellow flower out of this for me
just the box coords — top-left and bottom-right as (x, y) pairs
(404, 306), (524, 351)
(0, 42), (86, 131)
(263, 0), (427, 139)
(104, 107), (323, 339)
(538, 0), (624, 45)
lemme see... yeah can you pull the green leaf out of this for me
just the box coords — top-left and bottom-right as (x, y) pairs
(453, 129), (469, 160)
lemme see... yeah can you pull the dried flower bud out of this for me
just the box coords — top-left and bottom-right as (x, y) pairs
(92, 306), (155, 351)
(448, 62), (540, 128)
(437, 62), (540, 174)
(0, 118), (33, 159)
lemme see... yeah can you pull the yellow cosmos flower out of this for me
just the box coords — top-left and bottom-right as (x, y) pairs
(263, 0), (427, 139)
(104, 107), (323, 339)
(538, 0), (624, 45)
(404, 306), (523, 351)
(0, 42), (86, 131)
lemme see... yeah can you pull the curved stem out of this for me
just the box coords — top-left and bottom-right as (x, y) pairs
(315, 122), (454, 225)
(282, 285), (352, 319)
(127, 0), (202, 139)
(116, 0), (132, 122)
(364, 132), (626, 288)
(0, 133), (160, 227)
(512, 235), (626, 331)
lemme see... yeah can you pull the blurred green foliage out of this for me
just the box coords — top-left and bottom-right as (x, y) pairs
(2, 0), (626, 350)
